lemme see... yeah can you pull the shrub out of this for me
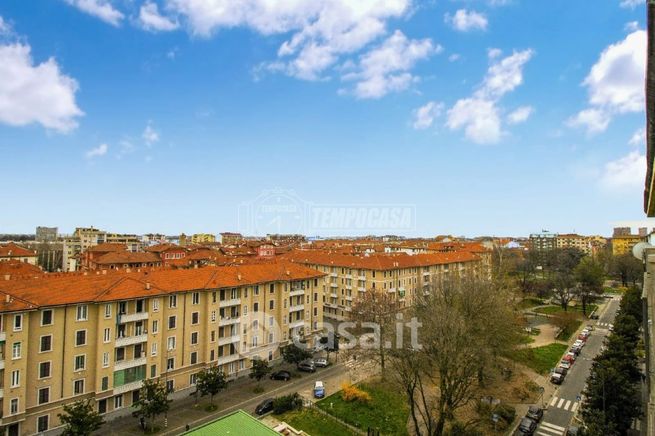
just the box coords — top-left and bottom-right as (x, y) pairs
(273, 393), (302, 414)
(340, 383), (372, 403)
(253, 386), (265, 394)
(493, 403), (516, 425)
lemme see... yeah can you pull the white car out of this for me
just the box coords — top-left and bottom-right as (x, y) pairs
(573, 340), (585, 348)
(559, 361), (572, 370)
(315, 357), (329, 368)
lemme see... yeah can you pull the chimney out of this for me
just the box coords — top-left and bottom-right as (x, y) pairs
(102, 270), (107, 275)
(4, 274), (10, 281)
(5, 294), (10, 303)
(237, 274), (242, 281)
(146, 282), (151, 290)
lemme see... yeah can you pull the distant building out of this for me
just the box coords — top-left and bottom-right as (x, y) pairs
(611, 234), (644, 256)
(640, 227), (650, 237)
(613, 227), (632, 237)
(35, 226), (57, 242)
(62, 227), (141, 271)
(529, 231), (557, 253)
(179, 233), (188, 247)
(556, 234), (591, 254)
(0, 242), (38, 265)
(220, 232), (243, 245)
(191, 233), (216, 244)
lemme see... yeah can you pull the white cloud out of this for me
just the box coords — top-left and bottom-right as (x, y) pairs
(600, 150), (646, 190)
(446, 49), (534, 144)
(566, 108), (610, 134)
(412, 101), (444, 129)
(139, 1), (179, 32)
(64, 0), (124, 26)
(629, 126), (646, 146)
(487, 47), (502, 59)
(342, 30), (439, 99)
(507, 106), (533, 124)
(0, 16), (11, 35)
(0, 43), (83, 132)
(169, 0), (410, 81)
(86, 143), (108, 158)
(620, 0), (644, 9)
(445, 9), (488, 32)
(142, 122), (160, 145)
(570, 30), (646, 134)
(624, 21), (639, 32)
(448, 53), (460, 62)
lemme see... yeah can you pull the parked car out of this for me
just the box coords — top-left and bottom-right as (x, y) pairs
(562, 354), (575, 364)
(551, 372), (565, 385)
(314, 357), (329, 368)
(566, 425), (579, 435)
(573, 340), (585, 348)
(559, 360), (572, 370)
(313, 381), (325, 398)
(554, 366), (568, 376)
(255, 398), (274, 415)
(270, 370), (291, 381)
(590, 314), (599, 320)
(526, 406), (543, 422)
(297, 360), (316, 373)
(585, 325), (594, 331)
(570, 346), (582, 356)
(517, 417), (537, 435)
(566, 352), (577, 361)
(608, 324), (614, 331)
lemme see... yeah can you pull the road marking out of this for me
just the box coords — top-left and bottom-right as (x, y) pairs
(557, 398), (565, 408)
(550, 396), (558, 406)
(537, 421), (567, 435)
(571, 402), (579, 413)
(563, 400), (571, 410)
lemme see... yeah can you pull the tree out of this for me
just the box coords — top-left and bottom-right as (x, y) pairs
(550, 273), (576, 311)
(281, 343), (312, 365)
(349, 288), (399, 374)
(132, 379), (171, 432)
(58, 399), (104, 436)
(389, 275), (522, 435)
(611, 253), (642, 287)
(249, 358), (271, 383)
(196, 366), (228, 407)
(574, 257), (605, 315)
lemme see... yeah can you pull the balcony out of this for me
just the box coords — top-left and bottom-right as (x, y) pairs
(115, 334), (148, 348)
(217, 353), (240, 365)
(218, 334), (241, 346)
(330, 283), (338, 288)
(117, 312), (149, 324)
(358, 275), (366, 281)
(330, 272), (337, 277)
(114, 380), (143, 395)
(289, 304), (304, 312)
(289, 320), (304, 329)
(357, 286), (366, 292)
(219, 316), (241, 326)
(114, 356), (147, 371)
(330, 292), (338, 299)
(345, 295), (353, 301)
(388, 287), (396, 293)
(290, 288), (305, 297)
(219, 298), (241, 308)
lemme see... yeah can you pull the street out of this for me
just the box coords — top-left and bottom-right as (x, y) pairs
(534, 296), (621, 436)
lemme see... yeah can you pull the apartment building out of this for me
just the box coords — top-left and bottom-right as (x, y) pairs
(282, 250), (483, 323)
(62, 228), (141, 272)
(0, 244), (37, 266)
(191, 234), (216, 245)
(0, 262), (323, 435)
(611, 234), (644, 256)
(555, 234), (591, 254)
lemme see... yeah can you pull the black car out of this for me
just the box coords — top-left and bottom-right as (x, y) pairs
(526, 406), (543, 422)
(297, 360), (316, 373)
(590, 314), (599, 320)
(255, 398), (274, 415)
(270, 370), (291, 381)
(554, 366), (568, 377)
(517, 417), (537, 435)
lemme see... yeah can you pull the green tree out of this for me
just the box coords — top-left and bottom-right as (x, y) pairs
(58, 399), (105, 436)
(574, 257), (605, 315)
(611, 253), (642, 287)
(196, 365), (228, 407)
(132, 379), (171, 432)
(249, 358), (271, 383)
(281, 343), (312, 365)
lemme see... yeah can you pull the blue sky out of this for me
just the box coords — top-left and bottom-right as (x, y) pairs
(0, 0), (652, 237)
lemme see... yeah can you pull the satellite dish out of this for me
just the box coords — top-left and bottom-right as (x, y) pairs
(632, 241), (652, 260)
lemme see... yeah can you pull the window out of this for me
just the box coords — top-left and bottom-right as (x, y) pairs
(150, 365), (157, 378)
(39, 362), (51, 379)
(114, 395), (123, 409)
(167, 337), (176, 351)
(152, 320), (159, 334)
(190, 373), (198, 385)
(12, 342), (21, 359)
(211, 310), (216, 322)
(101, 376), (109, 391)
(75, 330), (87, 346)
(76, 305), (88, 321)
(210, 349), (215, 361)
(102, 352), (109, 368)
(13, 314), (22, 332)
(166, 358), (174, 371)
(212, 292), (217, 303)
(74, 379), (85, 395)
(270, 283), (275, 293)
(98, 399), (107, 414)
(104, 304), (111, 318)
(10, 370), (19, 388)
(254, 285), (259, 296)
(136, 299), (145, 313)
(169, 295), (177, 308)
(118, 302), (127, 315)
(190, 351), (198, 364)
(40, 335), (52, 352)
(37, 415), (49, 432)
(191, 312), (199, 325)
(103, 328), (111, 343)
(9, 399), (18, 415)
(253, 302), (259, 312)
(152, 299), (159, 312)
(41, 310), (53, 326)
(166, 380), (174, 393)
(191, 332), (198, 345)
(168, 316), (176, 329)
(151, 342), (157, 356)
(269, 300), (274, 310)
(210, 331), (216, 342)
(192, 292), (200, 305)
(38, 387), (50, 405)
(74, 355), (86, 371)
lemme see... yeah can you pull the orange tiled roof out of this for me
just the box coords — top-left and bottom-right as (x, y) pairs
(0, 243), (36, 258)
(0, 262), (325, 312)
(146, 243), (185, 253)
(94, 251), (161, 265)
(85, 243), (127, 253)
(0, 260), (44, 279)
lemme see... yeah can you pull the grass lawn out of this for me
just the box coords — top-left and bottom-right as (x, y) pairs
(317, 380), (409, 435)
(556, 320), (583, 341)
(514, 343), (568, 374)
(517, 297), (545, 310)
(276, 408), (357, 436)
(534, 304), (598, 316)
